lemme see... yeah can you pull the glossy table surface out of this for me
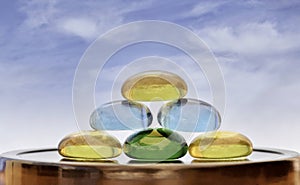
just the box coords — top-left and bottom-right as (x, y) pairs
(0, 147), (299, 185)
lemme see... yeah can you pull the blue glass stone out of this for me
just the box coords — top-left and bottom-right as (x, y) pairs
(90, 100), (152, 130)
(157, 98), (221, 132)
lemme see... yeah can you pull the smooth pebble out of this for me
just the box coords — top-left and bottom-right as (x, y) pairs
(123, 128), (188, 160)
(58, 131), (122, 159)
(157, 98), (221, 132)
(189, 131), (253, 159)
(90, 100), (152, 130)
(121, 71), (187, 101)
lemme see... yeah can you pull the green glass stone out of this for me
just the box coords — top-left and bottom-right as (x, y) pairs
(123, 128), (188, 160)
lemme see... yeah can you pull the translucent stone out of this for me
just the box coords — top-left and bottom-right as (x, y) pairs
(90, 100), (152, 130)
(123, 128), (188, 160)
(121, 71), (187, 101)
(157, 98), (221, 132)
(58, 131), (122, 159)
(189, 131), (253, 159)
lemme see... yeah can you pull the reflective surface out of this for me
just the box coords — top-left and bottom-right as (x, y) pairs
(0, 148), (299, 185)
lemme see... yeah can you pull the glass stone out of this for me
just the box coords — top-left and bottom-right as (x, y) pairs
(58, 131), (122, 159)
(123, 128), (188, 160)
(157, 98), (221, 132)
(121, 71), (188, 101)
(189, 131), (253, 159)
(90, 100), (152, 130)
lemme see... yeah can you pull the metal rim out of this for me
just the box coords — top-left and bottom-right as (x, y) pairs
(0, 147), (298, 168)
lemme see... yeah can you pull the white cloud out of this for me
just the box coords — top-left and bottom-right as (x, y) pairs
(56, 13), (125, 41)
(197, 22), (300, 55)
(59, 18), (98, 39)
(18, 0), (153, 41)
(183, 1), (228, 17)
(18, 0), (57, 29)
(247, 0), (300, 10)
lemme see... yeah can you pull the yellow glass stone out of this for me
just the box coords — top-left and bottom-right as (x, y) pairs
(189, 131), (253, 159)
(58, 131), (122, 159)
(121, 71), (187, 101)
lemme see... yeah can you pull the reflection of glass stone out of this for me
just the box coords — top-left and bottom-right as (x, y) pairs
(90, 100), (152, 130)
(123, 128), (188, 160)
(121, 71), (187, 101)
(128, 160), (183, 164)
(58, 131), (122, 159)
(60, 158), (119, 163)
(157, 98), (221, 132)
(189, 131), (253, 159)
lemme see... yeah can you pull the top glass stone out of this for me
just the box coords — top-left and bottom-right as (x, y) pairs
(121, 71), (188, 101)
(157, 98), (221, 132)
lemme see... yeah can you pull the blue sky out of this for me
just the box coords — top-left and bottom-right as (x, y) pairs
(1, 0), (300, 153)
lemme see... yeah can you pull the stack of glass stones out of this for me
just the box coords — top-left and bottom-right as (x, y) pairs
(58, 71), (253, 161)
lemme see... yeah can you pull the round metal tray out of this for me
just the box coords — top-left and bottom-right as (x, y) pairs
(0, 148), (299, 185)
